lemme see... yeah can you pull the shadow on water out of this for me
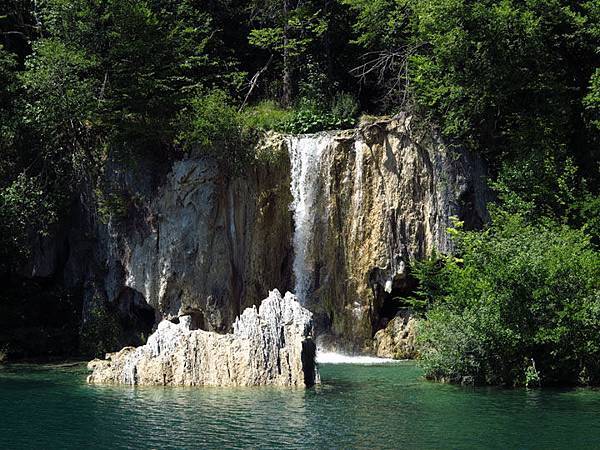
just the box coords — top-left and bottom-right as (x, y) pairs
(2, 361), (600, 449)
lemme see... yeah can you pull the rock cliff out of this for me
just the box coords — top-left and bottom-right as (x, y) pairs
(372, 308), (418, 359)
(6, 114), (488, 359)
(87, 290), (319, 387)
(119, 148), (293, 332)
(287, 115), (488, 351)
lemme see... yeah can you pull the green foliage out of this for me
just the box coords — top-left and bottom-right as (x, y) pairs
(417, 212), (600, 386)
(249, 7), (327, 57)
(21, 39), (100, 171)
(177, 90), (252, 172)
(525, 360), (541, 388)
(0, 174), (59, 271)
(248, 27), (285, 52)
(297, 56), (330, 105)
(577, 194), (600, 247)
(404, 252), (449, 315)
(283, 96), (358, 133)
(34, 0), (232, 155)
(341, 0), (598, 221)
(247, 0), (342, 106)
(331, 92), (359, 122)
(584, 68), (600, 132)
(240, 101), (294, 132)
(0, 47), (20, 183)
(341, 0), (409, 49)
(408, 0), (598, 172)
(176, 89), (358, 169)
(249, 4), (328, 59)
(94, 187), (129, 224)
(340, 0), (413, 108)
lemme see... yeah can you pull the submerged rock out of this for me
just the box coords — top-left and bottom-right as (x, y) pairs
(87, 290), (319, 387)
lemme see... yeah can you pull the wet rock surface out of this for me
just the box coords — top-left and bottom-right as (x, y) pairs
(286, 115), (489, 351)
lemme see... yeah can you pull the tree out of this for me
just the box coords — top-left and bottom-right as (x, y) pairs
(341, 0), (413, 109)
(248, 0), (327, 106)
(417, 212), (600, 386)
(0, 0), (244, 273)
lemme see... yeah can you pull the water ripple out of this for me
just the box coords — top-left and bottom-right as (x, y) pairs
(2, 363), (600, 449)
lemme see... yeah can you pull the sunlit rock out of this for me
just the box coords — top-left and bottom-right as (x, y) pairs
(286, 115), (489, 351)
(373, 309), (418, 359)
(87, 290), (319, 387)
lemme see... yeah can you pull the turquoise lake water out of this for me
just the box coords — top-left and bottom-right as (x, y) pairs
(1, 361), (600, 449)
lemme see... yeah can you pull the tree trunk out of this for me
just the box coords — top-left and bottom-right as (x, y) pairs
(282, 0), (291, 107)
(324, 0), (333, 90)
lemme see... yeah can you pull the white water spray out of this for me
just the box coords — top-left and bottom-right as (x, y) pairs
(316, 351), (399, 365)
(287, 134), (331, 304)
(287, 134), (401, 365)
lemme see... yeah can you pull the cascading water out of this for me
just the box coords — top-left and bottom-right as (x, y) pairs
(350, 139), (364, 241)
(287, 133), (398, 365)
(287, 134), (331, 304)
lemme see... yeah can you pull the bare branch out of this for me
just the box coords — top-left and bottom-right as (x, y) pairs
(349, 43), (424, 108)
(239, 54), (274, 112)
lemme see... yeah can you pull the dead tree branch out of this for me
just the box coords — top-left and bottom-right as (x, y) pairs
(239, 54), (274, 112)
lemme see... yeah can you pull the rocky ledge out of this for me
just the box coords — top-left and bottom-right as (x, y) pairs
(372, 308), (418, 359)
(87, 290), (319, 387)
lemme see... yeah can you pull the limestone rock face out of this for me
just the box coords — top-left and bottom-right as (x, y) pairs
(92, 141), (294, 336)
(87, 289), (319, 387)
(286, 115), (489, 351)
(373, 309), (418, 359)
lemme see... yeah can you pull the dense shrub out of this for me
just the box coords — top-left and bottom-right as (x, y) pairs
(240, 101), (294, 132)
(0, 174), (59, 271)
(417, 213), (600, 386)
(177, 90), (253, 172)
(283, 95), (358, 134)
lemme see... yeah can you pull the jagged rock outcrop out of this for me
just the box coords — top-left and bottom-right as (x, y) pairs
(372, 308), (418, 359)
(87, 289), (319, 387)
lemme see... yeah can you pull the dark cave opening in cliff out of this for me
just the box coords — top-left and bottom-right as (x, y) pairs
(171, 310), (208, 331)
(373, 279), (419, 334)
(116, 288), (157, 345)
(187, 310), (207, 330)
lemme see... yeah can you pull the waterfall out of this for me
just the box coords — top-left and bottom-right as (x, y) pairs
(287, 134), (331, 304)
(350, 139), (364, 241)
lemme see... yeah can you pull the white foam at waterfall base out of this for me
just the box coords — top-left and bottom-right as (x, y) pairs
(316, 351), (399, 365)
(287, 134), (331, 304)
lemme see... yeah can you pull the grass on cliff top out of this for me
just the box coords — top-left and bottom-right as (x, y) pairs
(177, 91), (360, 172)
(240, 101), (294, 132)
